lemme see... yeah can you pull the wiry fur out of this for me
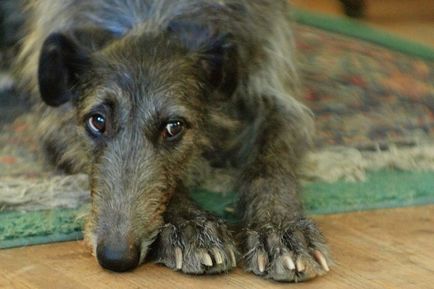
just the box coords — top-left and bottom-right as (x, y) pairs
(14, 0), (330, 281)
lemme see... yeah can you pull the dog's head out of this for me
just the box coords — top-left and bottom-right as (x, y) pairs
(38, 22), (237, 272)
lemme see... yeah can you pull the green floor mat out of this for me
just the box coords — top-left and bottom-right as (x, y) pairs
(1, 170), (433, 249)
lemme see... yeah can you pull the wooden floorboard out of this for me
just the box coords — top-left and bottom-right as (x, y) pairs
(1, 205), (433, 289)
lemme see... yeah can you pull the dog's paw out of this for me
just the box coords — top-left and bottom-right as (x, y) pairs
(152, 217), (237, 274)
(242, 217), (331, 282)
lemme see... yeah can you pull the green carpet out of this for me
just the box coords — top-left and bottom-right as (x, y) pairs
(1, 170), (433, 249)
(1, 9), (434, 249)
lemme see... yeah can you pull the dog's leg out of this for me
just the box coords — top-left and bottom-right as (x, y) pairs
(237, 104), (332, 282)
(151, 189), (237, 274)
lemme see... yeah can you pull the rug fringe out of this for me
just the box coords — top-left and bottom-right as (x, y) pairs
(0, 175), (89, 212)
(303, 143), (434, 182)
(1, 144), (433, 211)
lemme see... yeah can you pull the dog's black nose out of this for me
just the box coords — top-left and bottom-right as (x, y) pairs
(97, 242), (140, 272)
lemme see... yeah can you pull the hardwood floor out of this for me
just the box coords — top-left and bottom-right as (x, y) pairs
(1, 205), (433, 289)
(292, 0), (434, 47)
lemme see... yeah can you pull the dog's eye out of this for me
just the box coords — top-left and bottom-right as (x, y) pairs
(86, 114), (106, 135)
(163, 120), (184, 141)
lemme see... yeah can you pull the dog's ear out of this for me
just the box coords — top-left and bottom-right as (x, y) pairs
(38, 33), (90, 107)
(168, 20), (238, 96)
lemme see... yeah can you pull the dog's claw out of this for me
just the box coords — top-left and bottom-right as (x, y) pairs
(200, 252), (213, 267)
(257, 252), (267, 273)
(296, 257), (305, 272)
(211, 248), (223, 264)
(283, 254), (295, 270)
(313, 250), (329, 272)
(175, 247), (183, 270)
(229, 249), (236, 267)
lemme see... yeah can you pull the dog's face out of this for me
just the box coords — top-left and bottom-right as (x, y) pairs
(38, 24), (237, 272)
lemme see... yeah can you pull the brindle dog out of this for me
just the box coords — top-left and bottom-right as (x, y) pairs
(13, 0), (331, 282)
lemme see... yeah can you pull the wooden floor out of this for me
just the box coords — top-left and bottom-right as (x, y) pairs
(292, 0), (434, 47)
(1, 205), (434, 289)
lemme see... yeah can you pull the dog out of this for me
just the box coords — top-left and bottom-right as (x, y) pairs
(12, 0), (331, 282)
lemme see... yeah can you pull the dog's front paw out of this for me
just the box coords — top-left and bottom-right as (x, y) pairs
(242, 217), (331, 282)
(152, 217), (237, 274)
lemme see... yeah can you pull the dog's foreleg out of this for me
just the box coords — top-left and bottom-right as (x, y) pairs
(236, 102), (332, 282)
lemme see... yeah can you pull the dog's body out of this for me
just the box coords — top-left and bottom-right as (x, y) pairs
(13, 0), (330, 281)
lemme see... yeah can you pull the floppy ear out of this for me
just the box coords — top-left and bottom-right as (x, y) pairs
(38, 33), (90, 107)
(167, 20), (238, 96)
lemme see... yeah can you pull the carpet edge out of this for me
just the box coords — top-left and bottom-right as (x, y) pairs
(293, 8), (434, 61)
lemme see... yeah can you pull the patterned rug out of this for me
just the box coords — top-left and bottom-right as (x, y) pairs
(297, 25), (434, 149)
(1, 10), (434, 248)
